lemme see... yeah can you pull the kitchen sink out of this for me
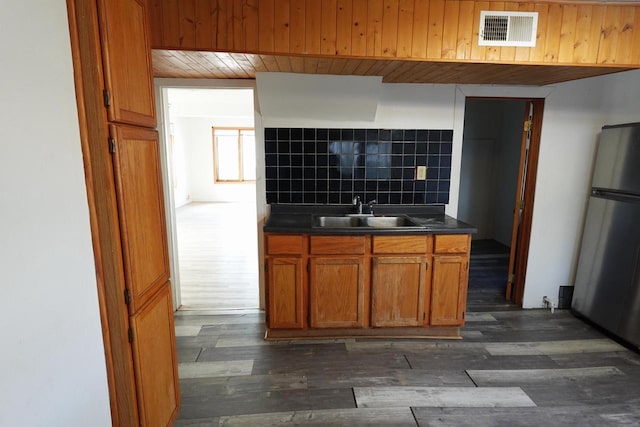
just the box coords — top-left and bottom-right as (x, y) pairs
(313, 215), (421, 228)
(314, 216), (360, 228)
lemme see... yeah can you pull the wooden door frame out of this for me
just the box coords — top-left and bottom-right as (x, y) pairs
(462, 97), (544, 307)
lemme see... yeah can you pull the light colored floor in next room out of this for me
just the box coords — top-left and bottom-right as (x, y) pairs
(176, 202), (259, 310)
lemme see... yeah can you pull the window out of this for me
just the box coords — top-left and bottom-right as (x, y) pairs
(212, 127), (256, 183)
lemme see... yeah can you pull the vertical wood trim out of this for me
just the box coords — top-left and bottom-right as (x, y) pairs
(232, 0), (245, 50)
(544, 3), (563, 62)
(274, 0), (290, 52)
(244, 0), (260, 51)
(530, 3), (549, 62)
(631, 8), (640, 65)
(290, 0), (306, 53)
(426, 0), (445, 59)
(337, 0), (353, 55)
(147, 0), (164, 47)
(615, 6), (636, 65)
(411, 0), (430, 58)
(441, 0), (460, 60)
(456, 0), (474, 60)
(573, 4), (593, 64)
(558, 4), (578, 63)
(598, 6), (621, 64)
(195, 0), (212, 49)
(321, 0), (338, 55)
(216, 0), (229, 50)
(469, 1), (488, 60)
(351, 0), (368, 56)
(162, 0), (180, 47)
(179, 0), (196, 47)
(397, 0), (415, 58)
(305, 0), (322, 54)
(259, 0), (275, 51)
(367, 0), (385, 56)
(381, 0), (399, 57)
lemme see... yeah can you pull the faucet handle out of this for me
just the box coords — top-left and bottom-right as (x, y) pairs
(352, 195), (361, 206)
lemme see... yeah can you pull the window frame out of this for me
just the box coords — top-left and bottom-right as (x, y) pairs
(212, 126), (256, 183)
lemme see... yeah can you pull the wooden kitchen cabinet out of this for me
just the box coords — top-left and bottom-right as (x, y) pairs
(308, 235), (367, 328)
(309, 257), (365, 328)
(430, 235), (470, 326)
(266, 235), (306, 329)
(68, 0), (179, 423)
(371, 256), (427, 327)
(267, 257), (305, 329)
(97, 0), (157, 127)
(371, 236), (429, 327)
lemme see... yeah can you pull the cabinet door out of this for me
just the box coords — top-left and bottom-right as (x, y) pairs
(97, 0), (156, 127)
(371, 257), (427, 327)
(268, 257), (305, 329)
(310, 257), (365, 328)
(431, 255), (468, 326)
(111, 125), (170, 314)
(130, 282), (180, 427)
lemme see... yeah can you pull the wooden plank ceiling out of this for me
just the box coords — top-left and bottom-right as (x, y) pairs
(152, 50), (632, 85)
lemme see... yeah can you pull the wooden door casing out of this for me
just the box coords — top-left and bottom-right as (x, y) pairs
(110, 124), (170, 314)
(267, 257), (305, 329)
(371, 256), (427, 327)
(431, 255), (468, 326)
(130, 282), (180, 427)
(310, 257), (365, 328)
(97, 0), (156, 127)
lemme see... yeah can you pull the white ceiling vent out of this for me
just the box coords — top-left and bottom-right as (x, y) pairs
(479, 11), (538, 47)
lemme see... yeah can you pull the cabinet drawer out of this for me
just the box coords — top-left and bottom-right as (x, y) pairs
(372, 236), (428, 254)
(434, 234), (469, 254)
(310, 236), (366, 255)
(266, 235), (304, 255)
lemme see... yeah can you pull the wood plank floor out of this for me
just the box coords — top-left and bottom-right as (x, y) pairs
(174, 239), (640, 426)
(176, 202), (259, 310)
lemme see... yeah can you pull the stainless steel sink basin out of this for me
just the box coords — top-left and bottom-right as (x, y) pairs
(313, 215), (420, 228)
(361, 216), (414, 227)
(314, 216), (360, 227)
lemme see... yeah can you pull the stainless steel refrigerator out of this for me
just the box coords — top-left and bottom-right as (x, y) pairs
(572, 122), (640, 349)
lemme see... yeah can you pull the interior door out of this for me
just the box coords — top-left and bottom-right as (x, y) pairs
(506, 100), (544, 304)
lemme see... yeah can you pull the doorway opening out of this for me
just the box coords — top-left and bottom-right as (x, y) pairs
(458, 98), (544, 306)
(164, 88), (259, 311)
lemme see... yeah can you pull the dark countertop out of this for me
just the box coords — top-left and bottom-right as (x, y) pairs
(263, 204), (477, 235)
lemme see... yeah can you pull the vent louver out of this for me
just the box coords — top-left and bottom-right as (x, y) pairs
(479, 11), (538, 47)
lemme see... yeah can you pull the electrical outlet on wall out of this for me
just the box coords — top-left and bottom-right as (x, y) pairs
(416, 166), (427, 180)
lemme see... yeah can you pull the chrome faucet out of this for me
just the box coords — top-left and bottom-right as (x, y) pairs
(352, 195), (362, 214)
(368, 199), (378, 215)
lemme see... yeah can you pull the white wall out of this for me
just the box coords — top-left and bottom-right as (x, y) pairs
(0, 2), (111, 426)
(173, 116), (256, 202)
(599, 69), (640, 124)
(524, 78), (605, 308)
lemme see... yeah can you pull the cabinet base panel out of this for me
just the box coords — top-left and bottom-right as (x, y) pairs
(265, 326), (461, 340)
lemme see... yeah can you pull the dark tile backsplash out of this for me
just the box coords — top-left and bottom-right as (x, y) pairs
(265, 128), (452, 205)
